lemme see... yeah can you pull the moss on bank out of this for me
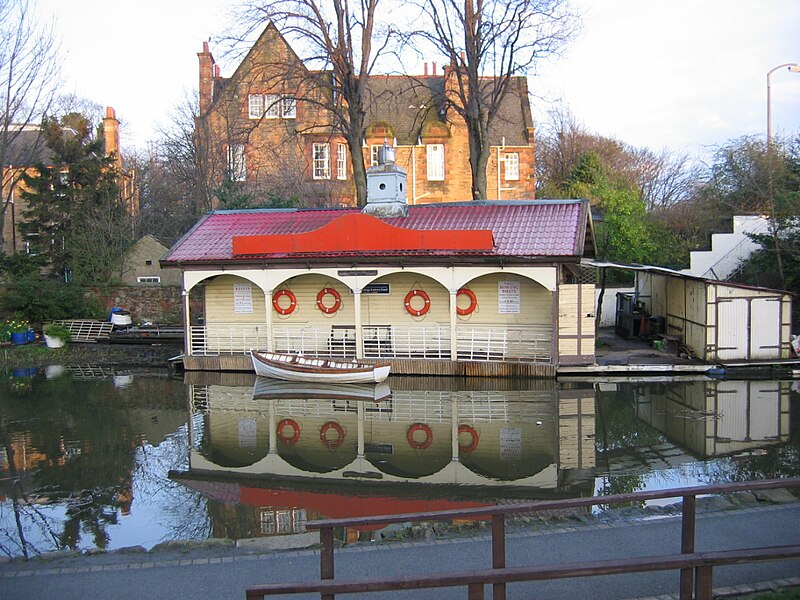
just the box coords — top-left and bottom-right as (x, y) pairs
(0, 341), (181, 370)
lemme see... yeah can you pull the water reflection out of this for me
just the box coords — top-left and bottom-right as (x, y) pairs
(0, 368), (797, 559)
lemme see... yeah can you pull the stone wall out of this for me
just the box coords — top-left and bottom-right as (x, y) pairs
(89, 285), (203, 325)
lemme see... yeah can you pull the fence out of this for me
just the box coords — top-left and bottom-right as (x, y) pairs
(246, 477), (800, 600)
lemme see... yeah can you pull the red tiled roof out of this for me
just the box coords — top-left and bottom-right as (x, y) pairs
(162, 200), (590, 264)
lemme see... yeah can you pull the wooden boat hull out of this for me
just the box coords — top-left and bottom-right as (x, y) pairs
(250, 351), (391, 384)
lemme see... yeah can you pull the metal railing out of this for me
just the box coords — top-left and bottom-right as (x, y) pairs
(246, 478), (800, 600)
(188, 324), (553, 363)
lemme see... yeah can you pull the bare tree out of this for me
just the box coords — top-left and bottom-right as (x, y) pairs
(411, 0), (577, 200)
(0, 0), (61, 253)
(228, 0), (399, 206)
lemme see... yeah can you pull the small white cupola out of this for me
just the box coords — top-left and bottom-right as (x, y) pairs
(362, 140), (408, 218)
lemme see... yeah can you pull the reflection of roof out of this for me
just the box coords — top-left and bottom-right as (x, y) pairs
(163, 200), (592, 265)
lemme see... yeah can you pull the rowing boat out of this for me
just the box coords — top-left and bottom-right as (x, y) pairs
(252, 377), (391, 401)
(250, 350), (391, 384)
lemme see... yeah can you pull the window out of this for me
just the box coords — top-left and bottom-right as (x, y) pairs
(137, 276), (161, 283)
(426, 144), (445, 181)
(248, 94), (264, 119)
(370, 145), (382, 166)
(337, 143), (348, 180)
(264, 94), (281, 118)
(282, 96), (297, 118)
(227, 144), (246, 181)
(504, 152), (520, 181)
(313, 142), (331, 179)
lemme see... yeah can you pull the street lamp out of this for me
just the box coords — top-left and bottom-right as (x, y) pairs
(767, 63), (800, 149)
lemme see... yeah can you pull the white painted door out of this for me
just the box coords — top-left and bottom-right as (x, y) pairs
(749, 298), (781, 359)
(717, 299), (748, 360)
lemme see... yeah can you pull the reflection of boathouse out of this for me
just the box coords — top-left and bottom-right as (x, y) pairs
(162, 150), (596, 376)
(185, 375), (596, 490)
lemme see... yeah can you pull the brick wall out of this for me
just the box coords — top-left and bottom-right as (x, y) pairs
(88, 285), (203, 325)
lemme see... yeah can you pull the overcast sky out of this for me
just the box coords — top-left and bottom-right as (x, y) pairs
(35, 0), (800, 160)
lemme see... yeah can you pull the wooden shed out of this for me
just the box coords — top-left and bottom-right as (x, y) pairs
(601, 263), (794, 362)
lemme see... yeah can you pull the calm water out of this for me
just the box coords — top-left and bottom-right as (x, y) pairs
(1, 367), (798, 559)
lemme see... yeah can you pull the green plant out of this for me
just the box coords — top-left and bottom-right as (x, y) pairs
(43, 323), (73, 342)
(1, 318), (30, 340)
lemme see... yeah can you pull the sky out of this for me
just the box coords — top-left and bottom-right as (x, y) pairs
(34, 0), (800, 160)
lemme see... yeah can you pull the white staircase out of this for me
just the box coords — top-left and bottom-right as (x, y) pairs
(681, 216), (770, 280)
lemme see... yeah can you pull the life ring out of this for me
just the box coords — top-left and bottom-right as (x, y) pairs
(456, 288), (478, 316)
(320, 421), (345, 449)
(276, 418), (301, 444)
(316, 288), (342, 314)
(406, 423), (433, 449)
(273, 289), (297, 315)
(404, 289), (431, 317)
(458, 424), (479, 453)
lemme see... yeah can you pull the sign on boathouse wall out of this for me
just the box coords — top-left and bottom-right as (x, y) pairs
(498, 281), (521, 314)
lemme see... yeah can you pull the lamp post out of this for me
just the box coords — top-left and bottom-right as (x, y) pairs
(767, 63), (800, 150)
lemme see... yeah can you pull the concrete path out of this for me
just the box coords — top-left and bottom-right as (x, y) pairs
(2, 503), (799, 600)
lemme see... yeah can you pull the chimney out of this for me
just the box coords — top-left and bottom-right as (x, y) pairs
(424, 62), (428, 76)
(198, 40), (215, 114)
(432, 62), (437, 76)
(363, 140), (408, 218)
(103, 107), (121, 169)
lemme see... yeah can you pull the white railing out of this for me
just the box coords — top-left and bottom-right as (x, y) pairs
(188, 324), (552, 363)
(189, 324), (268, 355)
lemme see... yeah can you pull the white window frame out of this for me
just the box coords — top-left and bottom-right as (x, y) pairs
(248, 94), (264, 119)
(426, 144), (445, 181)
(337, 142), (348, 180)
(370, 144), (382, 166)
(137, 276), (161, 283)
(282, 96), (297, 119)
(264, 94), (281, 119)
(313, 142), (331, 179)
(504, 152), (520, 181)
(227, 144), (247, 181)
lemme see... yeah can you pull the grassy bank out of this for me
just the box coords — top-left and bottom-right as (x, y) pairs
(0, 341), (181, 370)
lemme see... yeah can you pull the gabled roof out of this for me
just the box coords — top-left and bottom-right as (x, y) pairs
(2, 127), (53, 167)
(162, 200), (593, 266)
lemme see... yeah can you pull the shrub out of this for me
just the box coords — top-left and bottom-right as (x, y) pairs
(43, 323), (73, 342)
(0, 276), (105, 324)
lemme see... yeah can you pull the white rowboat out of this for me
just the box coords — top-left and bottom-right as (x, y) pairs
(252, 377), (391, 401)
(250, 350), (390, 384)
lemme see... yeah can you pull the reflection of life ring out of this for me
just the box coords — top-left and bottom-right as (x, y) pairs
(316, 288), (342, 314)
(273, 289), (297, 315)
(407, 423), (433, 449)
(458, 424), (480, 453)
(456, 288), (478, 316)
(277, 418), (301, 444)
(404, 289), (431, 317)
(320, 421), (345, 449)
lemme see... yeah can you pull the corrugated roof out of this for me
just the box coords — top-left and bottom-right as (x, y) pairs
(162, 200), (589, 264)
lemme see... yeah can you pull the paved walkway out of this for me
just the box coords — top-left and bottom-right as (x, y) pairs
(2, 502), (799, 600)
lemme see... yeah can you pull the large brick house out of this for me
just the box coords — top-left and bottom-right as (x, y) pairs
(196, 23), (536, 207)
(1, 107), (137, 256)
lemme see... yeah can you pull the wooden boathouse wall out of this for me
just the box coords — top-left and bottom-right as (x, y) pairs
(180, 355), (556, 378)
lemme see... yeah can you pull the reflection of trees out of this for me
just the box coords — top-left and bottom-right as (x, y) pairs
(594, 385), (665, 509)
(0, 373), (198, 558)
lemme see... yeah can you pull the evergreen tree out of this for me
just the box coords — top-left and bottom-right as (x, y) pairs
(19, 113), (131, 283)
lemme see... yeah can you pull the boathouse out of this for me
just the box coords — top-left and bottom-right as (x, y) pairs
(161, 150), (596, 376)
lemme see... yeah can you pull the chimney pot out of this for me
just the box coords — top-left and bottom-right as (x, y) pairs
(424, 62), (428, 76)
(203, 41), (209, 53)
(214, 64), (220, 77)
(432, 63), (437, 76)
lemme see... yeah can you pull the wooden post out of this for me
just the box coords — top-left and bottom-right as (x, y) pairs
(492, 513), (506, 600)
(468, 582), (485, 600)
(320, 527), (335, 600)
(680, 495), (696, 600)
(694, 565), (713, 600)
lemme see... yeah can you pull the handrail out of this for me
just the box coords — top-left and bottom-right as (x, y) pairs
(247, 478), (800, 600)
(246, 545), (800, 599)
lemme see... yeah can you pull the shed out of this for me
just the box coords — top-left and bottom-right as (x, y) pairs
(592, 261), (794, 362)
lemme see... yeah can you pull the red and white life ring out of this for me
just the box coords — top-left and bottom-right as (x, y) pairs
(458, 424), (480, 453)
(406, 423), (433, 449)
(272, 289), (297, 315)
(320, 421), (345, 449)
(456, 288), (478, 316)
(277, 418), (301, 444)
(404, 289), (431, 317)
(316, 288), (342, 314)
